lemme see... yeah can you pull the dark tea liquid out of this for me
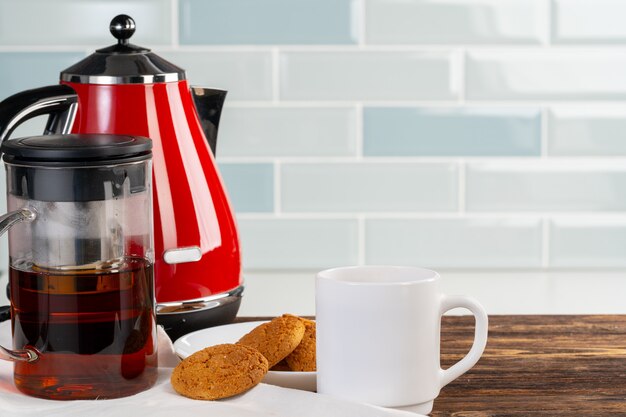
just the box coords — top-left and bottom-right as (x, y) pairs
(9, 257), (158, 400)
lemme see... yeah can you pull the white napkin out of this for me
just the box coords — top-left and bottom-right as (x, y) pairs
(0, 321), (423, 417)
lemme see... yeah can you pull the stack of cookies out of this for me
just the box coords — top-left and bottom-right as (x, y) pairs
(239, 314), (316, 372)
(171, 314), (316, 400)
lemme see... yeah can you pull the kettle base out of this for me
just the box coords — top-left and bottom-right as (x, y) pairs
(157, 286), (243, 341)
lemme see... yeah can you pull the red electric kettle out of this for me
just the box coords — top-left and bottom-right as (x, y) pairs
(0, 15), (242, 340)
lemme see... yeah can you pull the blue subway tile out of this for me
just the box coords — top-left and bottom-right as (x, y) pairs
(364, 107), (541, 156)
(0, 52), (86, 98)
(218, 163), (273, 213)
(179, 0), (357, 45)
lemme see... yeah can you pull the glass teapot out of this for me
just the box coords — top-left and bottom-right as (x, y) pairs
(0, 134), (157, 400)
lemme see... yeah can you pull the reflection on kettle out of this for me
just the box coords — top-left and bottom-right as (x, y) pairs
(0, 14), (243, 340)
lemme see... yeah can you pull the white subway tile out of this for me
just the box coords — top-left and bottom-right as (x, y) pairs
(0, 0), (171, 46)
(219, 107), (357, 157)
(238, 218), (359, 269)
(548, 107), (626, 156)
(550, 217), (626, 267)
(158, 51), (273, 101)
(553, 0), (626, 43)
(281, 162), (458, 212)
(238, 272), (315, 316)
(280, 51), (459, 101)
(467, 161), (626, 211)
(366, 0), (545, 44)
(467, 50), (626, 100)
(366, 218), (542, 268)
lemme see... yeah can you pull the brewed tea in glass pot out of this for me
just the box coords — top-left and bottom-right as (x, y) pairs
(0, 134), (156, 399)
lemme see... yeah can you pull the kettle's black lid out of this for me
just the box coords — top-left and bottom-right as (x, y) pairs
(60, 14), (185, 85)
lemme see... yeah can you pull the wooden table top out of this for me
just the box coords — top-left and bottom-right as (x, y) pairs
(436, 315), (626, 416)
(240, 315), (626, 416)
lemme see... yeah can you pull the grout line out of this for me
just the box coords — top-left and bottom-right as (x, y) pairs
(226, 101), (464, 107)
(458, 161), (466, 213)
(224, 100), (626, 108)
(161, 44), (626, 51)
(541, 107), (549, 157)
(355, 103), (364, 159)
(225, 102), (357, 108)
(237, 213), (359, 220)
(545, 0), (553, 46)
(0, 46), (95, 52)
(242, 267), (626, 274)
(272, 48), (280, 102)
(357, 0), (366, 47)
(457, 49), (466, 103)
(542, 218), (550, 268)
(235, 212), (626, 220)
(10, 44), (626, 53)
(151, 45), (274, 53)
(217, 155), (626, 164)
(171, 0), (180, 47)
(273, 160), (281, 214)
(357, 215), (366, 265)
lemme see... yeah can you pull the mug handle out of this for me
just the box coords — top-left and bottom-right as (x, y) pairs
(438, 295), (489, 388)
(0, 207), (39, 363)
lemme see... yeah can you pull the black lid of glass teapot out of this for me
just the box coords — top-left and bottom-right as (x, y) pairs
(2, 134), (152, 202)
(60, 14), (185, 85)
(2, 134), (152, 164)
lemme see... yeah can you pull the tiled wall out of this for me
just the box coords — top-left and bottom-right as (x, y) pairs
(1, 0), (626, 272)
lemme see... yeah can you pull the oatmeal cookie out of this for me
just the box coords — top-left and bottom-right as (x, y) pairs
(285, 317), (316, 372)
(237, 315), (305, 368)
(170, 343), (268, 400)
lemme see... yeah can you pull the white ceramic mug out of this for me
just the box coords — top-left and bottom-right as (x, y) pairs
(316, 266), (488, 414)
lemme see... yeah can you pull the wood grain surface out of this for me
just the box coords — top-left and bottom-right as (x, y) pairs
(239, 315), (626, 416)
(435, 315), (626, 417)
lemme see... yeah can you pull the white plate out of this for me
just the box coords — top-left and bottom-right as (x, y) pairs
(174, 321), (317, 392)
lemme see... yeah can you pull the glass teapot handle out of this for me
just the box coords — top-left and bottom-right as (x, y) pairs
(0, 207), (38, 363)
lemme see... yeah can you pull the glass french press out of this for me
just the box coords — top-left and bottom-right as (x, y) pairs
(0, 134), (157, 399)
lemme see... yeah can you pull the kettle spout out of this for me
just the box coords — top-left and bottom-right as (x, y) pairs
(190, 87), (227, 156)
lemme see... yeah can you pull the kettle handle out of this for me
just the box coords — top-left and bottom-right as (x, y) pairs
(0, 85), (78, 144)
(190, 87), (227, 156)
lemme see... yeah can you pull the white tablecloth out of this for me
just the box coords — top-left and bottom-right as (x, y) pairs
(0, 321), (422, 417)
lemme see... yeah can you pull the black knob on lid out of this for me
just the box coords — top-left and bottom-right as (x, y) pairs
(110, 14), (136, 45)
(62, 13), (185, 82)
